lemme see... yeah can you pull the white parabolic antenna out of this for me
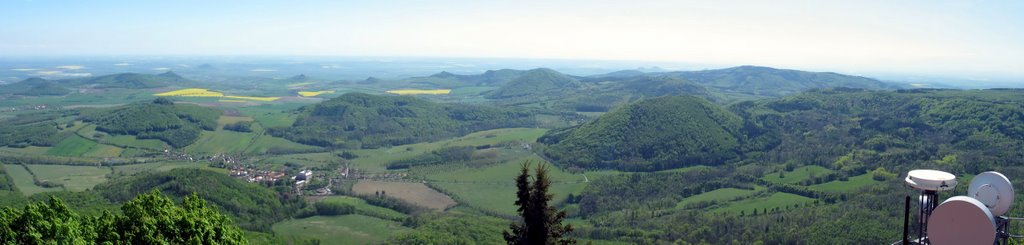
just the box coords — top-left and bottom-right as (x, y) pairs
(968, 171), (1015, 216)
(905, 169), (957, 191)
(928, 196), (997, 245)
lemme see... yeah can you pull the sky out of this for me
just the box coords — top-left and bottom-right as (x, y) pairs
(1, 0), (1022, 81)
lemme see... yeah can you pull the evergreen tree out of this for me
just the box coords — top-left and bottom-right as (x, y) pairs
(503, 161), (575, 245)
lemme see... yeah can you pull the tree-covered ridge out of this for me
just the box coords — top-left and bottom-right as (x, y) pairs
(0, 72), (192, 96)
(542, 95), (744, 171)
(0, 191), (246, 244)
(561, 88), (1024, 244)
(486, 68), (581, 99)
(664, 65), (899, 97)
(71, 71), (192, 89)
(542, 89), (1024, 172)
(0, 78), (72, 96)
(80, 98), (222, 148)
(276, 92), (536, 148)
(93, 168), (304, 232)
(0, 111), (73, 148)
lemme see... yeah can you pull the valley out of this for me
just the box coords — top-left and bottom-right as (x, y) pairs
(1, 64), (1022, 244)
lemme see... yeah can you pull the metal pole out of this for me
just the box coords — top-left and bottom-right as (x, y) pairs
(903, 195), (911, 245)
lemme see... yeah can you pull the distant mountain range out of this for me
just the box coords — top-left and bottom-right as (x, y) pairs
(0, 71), (193, 96)
(393, 65), (903, 110)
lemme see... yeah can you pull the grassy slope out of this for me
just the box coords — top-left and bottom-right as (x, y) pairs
(271, 215), (409, 244)
(25, 164), (110, 192)
(761, 165), (834, 185)
(2, 164), (61, 195)
(45, 135), (97, 157)
(317, 196), (408, 220)
(808, 173), (880, 193)
(674, 187), (758, 209)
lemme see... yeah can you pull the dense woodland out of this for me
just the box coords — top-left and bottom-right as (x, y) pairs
(274, 92), (536, 148)
(0, 191), (246, 244)
(539, 88), (1024, 244)
(80, 98), (222, 148)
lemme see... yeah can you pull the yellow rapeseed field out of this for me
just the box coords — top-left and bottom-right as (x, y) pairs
(153, 88), (224, 97)
(155, 88), (280, 101)
(298, 91), (335, 97)
(218, 99), (247, 103)
(386, 89), (451, 95)
(223, 95), (280, 101)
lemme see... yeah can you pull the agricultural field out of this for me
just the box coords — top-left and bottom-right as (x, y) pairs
(314, 196), (408, 220)
(154, 88), (280, 101)
(236, 105), (303, 128)
(80, 124), (167, 150)
(675, 187), (760, 210)
(25, 164), (111, 192)
(184, 130), (258, 154)
(2, 164), (62, 195)
(109, 161), (211, 177)
(216, 116), (253, 129)
(154, 88), (224, 97)
(46, 135), (98, 157)
(81, 144), (124, 158)
(271, 215), (409, 245)
(712, 192), (816, 216)
(0, 146), (52, 155)
(297, 91), (334, 97)
(808, 173), (881, 193)
(349, 128), (548, 173)
(385, 89), (451, 95)
(351, 180), (457, 211)
(761, 165), (834, 185)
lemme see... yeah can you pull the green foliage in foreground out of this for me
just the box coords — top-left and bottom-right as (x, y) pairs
(0, 191), (246, 244)
(94, 168), (304, 232)
(80, 98), (222, 148)
(504, 162), (575, 245)
(276, 92), (536, 148)
(388, 213), (507, 244)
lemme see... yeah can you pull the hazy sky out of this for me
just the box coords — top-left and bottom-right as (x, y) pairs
(1, 0), (1022, 80)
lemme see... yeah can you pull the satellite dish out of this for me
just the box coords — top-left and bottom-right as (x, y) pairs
(928, 196), (997, 245)
(968, 171), (1014, 216)
(905, 169), (957, 191)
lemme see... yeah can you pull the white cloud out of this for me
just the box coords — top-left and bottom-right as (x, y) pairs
(153, 67), (171, 71)
(56, 65), (84, 70)
(114, 63), (131, 66)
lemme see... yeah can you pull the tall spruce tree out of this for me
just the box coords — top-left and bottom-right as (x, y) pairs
(503, 161), (575, 245)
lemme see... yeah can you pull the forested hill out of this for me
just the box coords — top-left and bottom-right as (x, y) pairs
(542, 88), (1024, 172)
(484, 68), (581, 99)
(273, 92), (536, 148)
(0, 71), (193, 96)
(80, 98), (222, 148)
(0, 78), (72, 96)
(660, 65), (899, 97)
(540, 95), (744, 171)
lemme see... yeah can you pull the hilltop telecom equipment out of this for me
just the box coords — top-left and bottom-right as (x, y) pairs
(896, 170), (1019, 245)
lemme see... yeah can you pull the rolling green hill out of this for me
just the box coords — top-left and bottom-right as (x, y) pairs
(1, 72), (194, 96)
(541, 95), (744, 170)
(73, 71), (192, 89)
(0, 78), (72, 96)
(80, 98), (222, 148)
(666, 65), (898, 97)
(274, 93), (536, 148)
(485, 68), (580, 99)
(93, 168), (303, 232)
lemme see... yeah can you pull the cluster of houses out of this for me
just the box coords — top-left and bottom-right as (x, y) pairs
(229, 166), (288, 184)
